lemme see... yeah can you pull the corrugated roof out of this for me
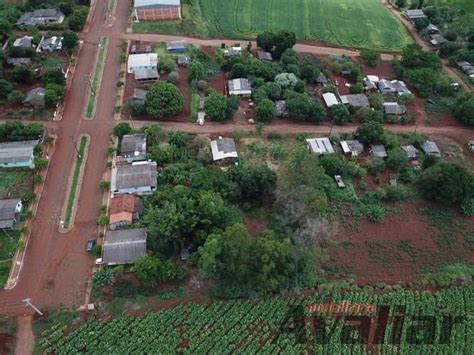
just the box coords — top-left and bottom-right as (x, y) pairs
(306, 137), (335, 155)
(340, 94), (369, 107)
(371, 144), (387, 158)
(211, 138), (238, 161)
(422, 141), (441, 157)
(0, 140), (37, 165)
(121, 134), (147, 160)
(0, 199), (21, 221)
(322, 93), (339, 107)
(103, 228), (147, 265)
(114, 162), (157, 191)
(134, 0), (180, 8)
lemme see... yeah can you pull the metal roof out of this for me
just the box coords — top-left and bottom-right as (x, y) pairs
(322, 93), (339, 107)
(402, 145), (419, 159)
(383, 102), (407, 115)
(0, 199), (21, 221)
(228, 78), (252, 95)
(340, 94), (369, 107)
(211, 138), (238, 161)
(0, 140), (38, 165)
(371, 144), (387, 158)
(121, 134), (147, 160)
(340, 140), (364, 156)
(306, 137), (335, 155)
(134, 0), (180, 8)
(113, 161), (157, 191)
(134, 68), (159, 81)
(257, 50), (273, 62)
(103, 228), (147, 265)
(422, 141), (441, 157)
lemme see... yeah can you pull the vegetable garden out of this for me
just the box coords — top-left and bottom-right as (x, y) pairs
(197, 0), (412, 51)
(39, 286), (474, 353)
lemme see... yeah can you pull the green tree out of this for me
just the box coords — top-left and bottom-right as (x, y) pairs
(68, 6), (88, 31)
(331, 104), (352, 124)
(273, 30), (296, 59)
(360, 49), (380, 67)
(454, 93), (474, 126)
(44, 89), (60, 108)
(145, 82), (184, 118)
(300, 62), (318, 82)
(113, 122), (132, 139)
(418, 162), (474, 205)
(228, 164), (277, 199)
(256, 31), (275, 52)
(7, 90), (24, 104)
(387, 147), (409, 170)
(255, 99), (276, 122)
(286, 93), (326, 123)
(204, 92), (228, 121)
(0, 79), (13, 98)
(230, 63), (247, 79)
(261, 82), (282, 101)
(188, 61), (205, 82)
(62, 30), (79, 54)
(356, 121), (386, 144)
(43, 69), (66, 86)
(12, 65), (34, 84)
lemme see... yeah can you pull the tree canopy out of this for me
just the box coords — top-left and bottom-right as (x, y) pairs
(145, 82), (184, 118)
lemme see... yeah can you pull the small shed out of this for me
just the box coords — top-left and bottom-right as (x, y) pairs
(0, 199), (22, 230)
(340, 140), (364, 157)
(469, 140), (474, 152)
(404, 9), (427, 21)
(210, 137), (238, 162)
(422, 141), (441, 157)
(132, 88), (148, 103)
(166, 40), (187, 53)
(370, 144), (387, 159)
(7, 57), (31, 66)
(257, 50), (272, 62)
(13, 36), (33, 48)
(228, 78), (252, 96)
(383, 102), (407, 115)
(430, 34), (448, 47)
(177, 54), (191, 66)
(427, 24), (440, 34)
(322, 93), (339, 108)
(224, 47), (242, 57)
(402, 145), (419, 160)
(102, 228), (147, 265)
(134, 68), (159, 82)
(306, 137), (335, 156)
(334, 175), (345, 188)
(276, 100), (289, 117)
(316, 73), (328, 86)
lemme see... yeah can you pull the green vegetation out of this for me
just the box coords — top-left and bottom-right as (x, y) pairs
(134, 0), (412, 51)
(39, 286), (474, 353)
(85, 36), (108, 119)
(63, 136), (88, 229)
(0, 171), (33, 200)
(0, 229), (21, 287)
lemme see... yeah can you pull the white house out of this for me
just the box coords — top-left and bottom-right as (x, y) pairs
(127, 53), (158, 74)
(306, 137), (335, 155)
(228, 78), (252, 96)
(322, 93), (339, 108)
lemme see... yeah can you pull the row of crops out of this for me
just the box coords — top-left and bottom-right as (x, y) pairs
(39, 286), (474, 353)
(198, 0), (412, 50)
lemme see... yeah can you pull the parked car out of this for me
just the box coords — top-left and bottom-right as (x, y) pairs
(86, 239), (96, 252)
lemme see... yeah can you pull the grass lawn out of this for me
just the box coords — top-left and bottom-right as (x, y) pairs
(63, 136), (88, 229)
(0, 230), (21, 287)
(0, 170), (33, 200)
(135, 0), (412, 51)
(40, 56), (68, 69)
(85, 36), (109, 119)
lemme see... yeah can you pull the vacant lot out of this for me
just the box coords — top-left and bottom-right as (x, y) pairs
(0, 170), (33, 200)
(159, 0), (411, 50)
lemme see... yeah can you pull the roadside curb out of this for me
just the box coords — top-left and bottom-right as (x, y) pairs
(4, 135), (57, 290)
(59, 134), (90, 233)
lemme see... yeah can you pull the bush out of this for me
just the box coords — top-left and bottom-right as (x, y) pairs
(99, 180), (110, 191)
(255, 99), (276, 122)
(0, 79), (13, 99)
(331, 104), (352, 124)
(360, 49), (380, 67)
(366, 205), (385, 223)
(168, 71), (180, 84)
(367, 157), (385, 176)
(158, 57), (176, 74)
(92, 244), (102, 258)
(12, 65), (34, 84)
(113, 122), (132, 138)
(197, 80), (208, 91)
(7, 90), (23, 104)
(384, 185), (410, 202)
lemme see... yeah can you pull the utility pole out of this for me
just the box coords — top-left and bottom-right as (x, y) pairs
(69, 135), (82, 159)
(22, 298), (43, 316)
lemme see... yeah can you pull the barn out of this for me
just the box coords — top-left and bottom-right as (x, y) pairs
(133, 0), (181, 21)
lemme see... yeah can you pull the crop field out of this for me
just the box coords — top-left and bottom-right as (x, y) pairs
(197, 0), (411, 51)
(40, 287), (474, 353)
(424, 0), (474, 13)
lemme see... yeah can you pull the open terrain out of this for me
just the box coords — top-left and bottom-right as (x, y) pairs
(135, 0), (412, 51)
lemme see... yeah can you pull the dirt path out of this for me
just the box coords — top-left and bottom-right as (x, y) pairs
(14, 316), (34, 355)
(382, 0), (471, 91)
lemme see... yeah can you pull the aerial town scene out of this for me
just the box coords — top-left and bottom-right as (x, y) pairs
(0, 0), (473, 353)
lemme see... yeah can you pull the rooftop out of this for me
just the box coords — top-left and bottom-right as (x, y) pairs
(257, 50), (273, 62)
(210, 137), (238, 161)
(228, 78), (252, 94)
(133, 88), (148, 101)
(340, 94), (370, 107)
(422, 141), (441, 157)
(166, 40), (187, 50)
(371, 144), (387, 158)
(0, 199), (21, 222)
(0, 140), (38, 165)
(103, 228), (147, 265)
(340, 140), (364, 156)
(402, 145), (418, 159)
(113, 161), (158, 191)
(322, 93), (339, 107)
(134, 0), (181, 8)
(383, 102), (407, 115)
(306, 137), (335, 155)
(120, 134), (147, 160)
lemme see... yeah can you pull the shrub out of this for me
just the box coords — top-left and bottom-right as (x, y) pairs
(255, 99), (276, 122)
(168, 71), (180, 84)
(7, 90), (24, 104)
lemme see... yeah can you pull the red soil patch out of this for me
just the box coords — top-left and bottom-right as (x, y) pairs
(328, 202), (474, 286)
(207, 72), (226, 94)
(0, 333), (14, 354)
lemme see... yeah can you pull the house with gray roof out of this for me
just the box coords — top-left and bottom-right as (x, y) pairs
(7, 57), (31, 66)
(228, 78), (252, 96)
(177, 54), (191, 67)
(0, 199), (22, 230)
(17, 9), (65, 26)
(133, 0), (181, 21)
(39, 36), (63, 52)
(422, 141), (441, 157)
(340, 140), (364, 157)
(430, 34), (448, 47)
(102, 228), (147, 265)
(210, 137), (238, 163)
(132, 88), (148, 103)
(340, 94), (370, 108)
(383, 102), (407, 115)
(13, 36), (33, 48)
(166, 40), (187, 53)
(276, 100), (289, 117)
(402, 145), (419, 160)
(306, 137), (335, 156)
(120, 134), (147, 162)
(316, 73), (328, 86)
(404, 9), (427, 21)
(111, 161), (158, 196)
(257, 50), (273, 62)
(23, 88), (46, 108)
(0, 140), (38, 169)
(370, 144), (387, 159)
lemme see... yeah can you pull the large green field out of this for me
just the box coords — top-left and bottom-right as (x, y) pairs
(134, 0), (412, 51)
(39, 286), (474, 353)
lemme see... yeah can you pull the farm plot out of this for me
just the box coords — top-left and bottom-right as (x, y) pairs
(39, 287), (474, 353)
(198, 0), (411, 50)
